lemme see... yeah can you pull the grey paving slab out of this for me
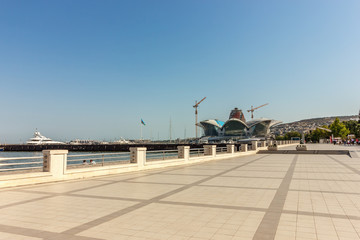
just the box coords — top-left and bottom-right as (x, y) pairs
(253, 155), (297, 240)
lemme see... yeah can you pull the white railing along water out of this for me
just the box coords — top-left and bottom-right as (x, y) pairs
(216, 147), (227, 154)
(189, 148), (205, 157)
(0, 156), (43, 172)
(67, 152), (131, 167)
(146, 149), (178, 162)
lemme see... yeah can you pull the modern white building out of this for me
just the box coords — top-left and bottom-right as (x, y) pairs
(197, 108), (281, 140)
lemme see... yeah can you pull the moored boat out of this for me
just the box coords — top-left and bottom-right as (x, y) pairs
(27, 130), (65, 145)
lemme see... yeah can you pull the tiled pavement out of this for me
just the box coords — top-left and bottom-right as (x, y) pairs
(0, 145), (360, 239)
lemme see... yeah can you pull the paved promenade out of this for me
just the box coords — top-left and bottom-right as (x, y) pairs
(0, 144), (359, 240)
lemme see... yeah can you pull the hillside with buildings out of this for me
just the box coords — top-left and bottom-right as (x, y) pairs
(271, 115), (359, 136)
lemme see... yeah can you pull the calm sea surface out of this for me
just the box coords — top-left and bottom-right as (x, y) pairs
(0, 151), (44, 158)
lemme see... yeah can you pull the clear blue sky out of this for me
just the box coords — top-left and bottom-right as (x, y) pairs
(1, 0), (359, 143)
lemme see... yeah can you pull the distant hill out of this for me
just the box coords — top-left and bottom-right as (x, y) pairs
(271, 115), (359, 135)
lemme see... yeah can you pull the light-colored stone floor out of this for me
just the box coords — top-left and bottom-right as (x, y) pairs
(0, 144), (359, 240)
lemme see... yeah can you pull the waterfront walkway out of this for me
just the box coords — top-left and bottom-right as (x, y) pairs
(0, 144), (359, 240)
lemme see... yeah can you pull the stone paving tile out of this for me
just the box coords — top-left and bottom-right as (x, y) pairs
(223, 170), (287, 178)
(284, 191), (360, 216)
(0, 232), (42, 240)
(235, 166), (290, 172)
(77, 203), (264, 240)
(275, 213), (360, 240)
(94, 172), (152, 182)
(200, 176), (282, 189)
(293, 172), (360, 181)
(187, 162), (243, 169)
(295, 167), (353, 173)
(20, 179), (112, 194)
(127, 174), (207, 185)
(0, 191), (48, 207)
(290, 179), (360, 193)
(162, 168), (231, 176)
(162, 185), (276, 208)
(75, 182), (183, 200)
(0, 195), (137, 233)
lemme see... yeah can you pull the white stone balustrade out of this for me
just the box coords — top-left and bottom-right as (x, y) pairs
(43, 150), (68, 178)
(241, 144), (248, 152)
(204, 145), (216, 157)
(178, 146), (190, 162)
(130, 147), (147, 169)
(251, 141), (258, 151)
(226, 144), (234, 154)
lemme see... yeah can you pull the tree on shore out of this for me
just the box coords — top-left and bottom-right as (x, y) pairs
(329, 118), (350, 139)
(343, 120), (360, 138)
(275, 131), (301, 140)
(306, 127), (331, 142)
(276, 117), (357, 142)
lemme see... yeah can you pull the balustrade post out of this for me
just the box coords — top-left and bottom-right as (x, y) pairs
(178, 146), (190, 162)
(43, 150), (68, 177)
(251, 141), (258, 151)
(241, 144), (248, 152)
(204, 145), (216, 157)
(130, 147), (147, 169)
(226, 144), (234, 154)
(260, 141), (266, 148)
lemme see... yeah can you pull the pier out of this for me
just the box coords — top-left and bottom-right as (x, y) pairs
(0, 143), (359, 240)
(1, 143), (213, 152)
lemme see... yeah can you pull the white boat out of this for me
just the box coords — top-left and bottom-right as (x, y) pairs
(27, 130), (65, 145)
(112, 137), (132, 144)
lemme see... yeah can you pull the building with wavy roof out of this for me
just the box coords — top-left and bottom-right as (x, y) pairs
(197, 108), (281, 140)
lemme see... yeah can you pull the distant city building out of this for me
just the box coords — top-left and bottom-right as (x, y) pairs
(197, 108), (281, 140)
(270, 115), (358, 136)
(197, 119), (224, 136)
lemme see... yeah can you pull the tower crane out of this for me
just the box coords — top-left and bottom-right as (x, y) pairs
(193, 97), (206, 138)
(247, 103), (269, 119)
